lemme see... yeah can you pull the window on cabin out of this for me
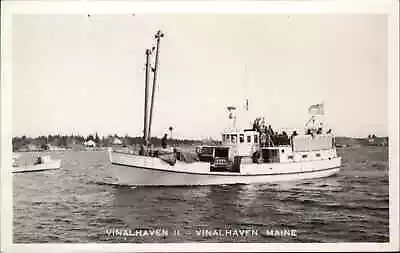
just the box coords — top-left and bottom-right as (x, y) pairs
(247, 135), (251, 143)
(254, 135), (258, 143)
(316, 153), (321, 157)
(302, 154), (307, 158)
(239, 134), (244, 143)
(231, 134), (237, 144)
(288, 155), (294, 159)
(281, 149), (285, 153)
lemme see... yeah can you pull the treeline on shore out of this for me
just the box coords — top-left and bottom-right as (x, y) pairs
(12, 133), (209, 152)
(335, 136), (389, 147)
(12, 134), (388, 152)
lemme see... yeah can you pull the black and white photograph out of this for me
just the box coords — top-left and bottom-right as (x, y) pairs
(1, 0), (398, 252)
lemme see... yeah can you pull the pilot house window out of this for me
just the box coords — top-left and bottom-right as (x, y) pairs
(224, 135), (229, 143)
(254, 135), (258, 143)
(231, 134), (237, 144)
(239, 134), (244, 143)
(247, 135), (251, 143)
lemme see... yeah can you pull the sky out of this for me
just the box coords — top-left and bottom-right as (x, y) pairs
(12, 14), (388, 139)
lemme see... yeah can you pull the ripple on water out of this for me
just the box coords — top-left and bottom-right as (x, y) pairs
(13, 149), (389, 243)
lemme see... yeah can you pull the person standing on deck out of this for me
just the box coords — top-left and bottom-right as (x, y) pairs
(161, 133), (168, 149)
(268, 125), (274, 136)
(267, 125), (275, 146)
(260, 131), (267, 147)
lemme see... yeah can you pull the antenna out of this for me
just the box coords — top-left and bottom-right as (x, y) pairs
(243, 63), (252, 128)
(244, 63), (248, 111)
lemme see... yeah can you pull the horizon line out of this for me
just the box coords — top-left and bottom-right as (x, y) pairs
(11, 133), (389, 140)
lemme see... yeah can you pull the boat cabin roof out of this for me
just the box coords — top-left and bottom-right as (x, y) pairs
(221, 129), (260, 145)
(260, 146), (291, 150)
(222, 129), (258, 135)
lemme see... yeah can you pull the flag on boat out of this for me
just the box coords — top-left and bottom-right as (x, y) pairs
(308, 102), (324, 115)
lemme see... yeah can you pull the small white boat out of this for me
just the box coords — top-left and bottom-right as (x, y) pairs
(13, 155), (62, 174)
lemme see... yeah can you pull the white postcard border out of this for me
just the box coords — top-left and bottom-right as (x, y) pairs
(1, 0), (398, 252)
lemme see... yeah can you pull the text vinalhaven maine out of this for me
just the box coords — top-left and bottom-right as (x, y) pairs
(196, 229), (297, 237)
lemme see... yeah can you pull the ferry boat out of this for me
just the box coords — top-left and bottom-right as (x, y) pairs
(109, 110), (341, 186)
(108, 30), (342, 186)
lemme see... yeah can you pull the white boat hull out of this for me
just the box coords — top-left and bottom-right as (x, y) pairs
(13, 159), (62, 174)
(109, 151), (341, 186)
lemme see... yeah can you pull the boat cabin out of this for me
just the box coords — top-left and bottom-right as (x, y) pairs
(221, 129), (260, 157)
(211, 129), (336, 173)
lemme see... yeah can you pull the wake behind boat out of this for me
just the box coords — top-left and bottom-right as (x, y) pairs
(108, 30), (341, 186)
(13, 155), (62, 174)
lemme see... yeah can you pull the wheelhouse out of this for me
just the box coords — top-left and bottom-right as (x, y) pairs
(221, 129), (260, 157)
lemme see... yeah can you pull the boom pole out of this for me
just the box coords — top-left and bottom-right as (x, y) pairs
(143, 49), (151, 145)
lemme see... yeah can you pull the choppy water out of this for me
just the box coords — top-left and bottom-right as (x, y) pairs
(13, 146), (389, 243)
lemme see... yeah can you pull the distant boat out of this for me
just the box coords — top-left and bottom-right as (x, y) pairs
(13, 155), (62, 174)
(367, 134), (388, 147)
(108, 30), (341, 186)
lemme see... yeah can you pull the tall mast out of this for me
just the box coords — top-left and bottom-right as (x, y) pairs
(143, 49), (151, 144)
(148, 30), (164, 142)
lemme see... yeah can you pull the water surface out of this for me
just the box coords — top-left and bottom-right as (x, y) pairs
(13, 146), (389, 243)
